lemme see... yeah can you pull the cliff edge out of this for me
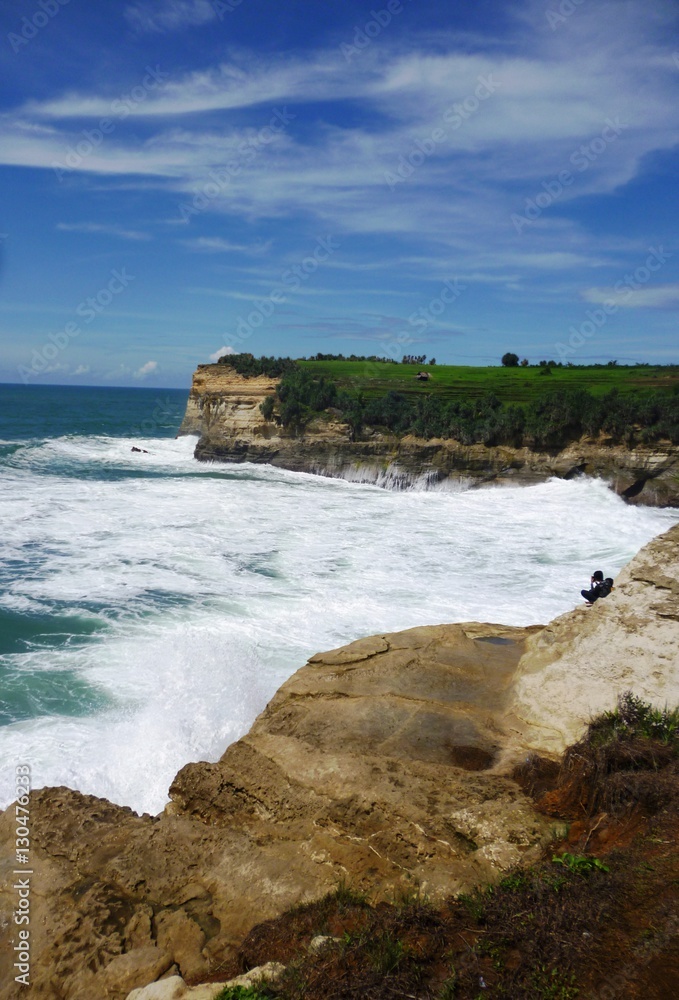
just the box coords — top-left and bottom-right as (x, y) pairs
(1, 524), (677, 999)
(178, 364), (679, 505)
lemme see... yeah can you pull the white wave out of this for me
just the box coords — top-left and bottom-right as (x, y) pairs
(0, 438), (677, 815)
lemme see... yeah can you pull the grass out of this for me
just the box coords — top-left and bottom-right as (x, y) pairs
(589, 691), (679, 747)
(210, 694), (679, 999)
(297, 360), (679, 404)
(550, 692), (679, 819)
(214, 987), (274, 1000)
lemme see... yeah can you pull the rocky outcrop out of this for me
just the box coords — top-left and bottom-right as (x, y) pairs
(178, 364), (679, 506)
(1, 525), (677, 999)
(507, 519), (679, 757)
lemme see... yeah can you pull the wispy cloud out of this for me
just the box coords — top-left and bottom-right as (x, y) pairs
(180, 236), (272, 254)
(583, 283), (679, 309)
(124, 0), (217, 34)
(57, 222), (151, 241)
(1, 0), (678, 314)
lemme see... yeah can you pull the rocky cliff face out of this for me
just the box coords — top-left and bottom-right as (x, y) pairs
(179, 364), (679, 506)
(1, 524), (678, 1000)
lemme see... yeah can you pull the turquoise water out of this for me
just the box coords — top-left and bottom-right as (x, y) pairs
(0, 384), (188, 728)
(0, 384), (187, 441)
(1, 382), (677, 814)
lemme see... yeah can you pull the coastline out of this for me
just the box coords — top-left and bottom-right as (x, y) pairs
(179, 364), (679, 507)
(1, 522), (677, 999)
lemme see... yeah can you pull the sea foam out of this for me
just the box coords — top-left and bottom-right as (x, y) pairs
(0, 434), (676, 814)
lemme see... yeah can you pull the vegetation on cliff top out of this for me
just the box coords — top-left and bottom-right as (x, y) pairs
(216, 354), (679, 448)
(212, 693), (679, 1000)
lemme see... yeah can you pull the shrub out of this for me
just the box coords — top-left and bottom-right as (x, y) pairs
(218, 353), (297, 378)
(260, 396), (275, 421)
(550, 692), (679, 818)
(214, 986), (273, 1000)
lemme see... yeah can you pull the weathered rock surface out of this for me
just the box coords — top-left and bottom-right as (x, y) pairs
(1, 525), (677, 999)
(507, 520), (679, 757)
(126, 961), (284, 1000)
(179, 364), (679, 506)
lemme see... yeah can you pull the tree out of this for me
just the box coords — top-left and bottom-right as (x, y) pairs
(260, 396), (275, 421)
(520, 358), (529, 367)
(501, 352), (520, 367)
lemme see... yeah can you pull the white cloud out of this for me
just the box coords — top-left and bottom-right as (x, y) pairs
(583, 283), (679, 309)
(180, 237), (272, 254)
(209, 346), (235, 361)
(57, 222), (151, 241)
(134, 360), (159, 379)
(73, 365), (91, 375)
(124, 0), (217, 33)
(0, 0), (677, 293)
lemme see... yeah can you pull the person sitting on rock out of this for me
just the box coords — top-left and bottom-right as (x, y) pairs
(581, 570), (611, 605)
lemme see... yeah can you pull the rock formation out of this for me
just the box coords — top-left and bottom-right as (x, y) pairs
(178, 364), (679, 506)
(1, 524), (677, 999)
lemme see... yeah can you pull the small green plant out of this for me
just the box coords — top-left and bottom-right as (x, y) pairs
(214, 985), (273, 1000)
(498, 870), (530, 892)
(590, 692), (679, 747)
(457, 890), (486, 922)
(367, 930), (405, 974)
(531, 964), (579, 999)
(552, 852), (609, 875)
(437, 971), (458, 998)
(332, 877), (369, 908)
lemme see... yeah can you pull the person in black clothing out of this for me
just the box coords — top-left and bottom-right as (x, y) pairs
(580, 569), (610, 604)
(581, 570), (613, 605)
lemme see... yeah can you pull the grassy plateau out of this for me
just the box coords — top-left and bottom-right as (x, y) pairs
(296, 360), (679, 404)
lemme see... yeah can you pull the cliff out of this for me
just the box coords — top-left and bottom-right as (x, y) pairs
(1, 523), (678, 999)
(178, 364), (679, 505)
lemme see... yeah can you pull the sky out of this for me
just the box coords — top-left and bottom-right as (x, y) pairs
(0, 0), (678, 388)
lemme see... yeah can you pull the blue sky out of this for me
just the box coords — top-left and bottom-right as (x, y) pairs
(0, 0), (678, 387)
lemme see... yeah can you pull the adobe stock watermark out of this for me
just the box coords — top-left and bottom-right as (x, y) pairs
(51, 66), (169, 180)
(13, 764), (32, 987)
(545, 0), (586, 31)
(364, 277), (467, 372)
(511, 118), (628, 233)
(177, 107), (296, 222)
(340, 0), (414, 62)
(18, 268), (135, 383)
(216, 235), (340, 353)
(384, 75), (500, 190)
(555, 246), (671, 362)
(8, 0), (71, 54)
(131, 396), (183, 436)
(211, 0), (247, 16)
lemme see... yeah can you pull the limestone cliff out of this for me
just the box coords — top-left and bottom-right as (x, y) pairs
(1, 524), (677, 999)
(178, 364), (679, 506)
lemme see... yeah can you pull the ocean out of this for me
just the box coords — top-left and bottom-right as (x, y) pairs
(1, 383), (677, 816)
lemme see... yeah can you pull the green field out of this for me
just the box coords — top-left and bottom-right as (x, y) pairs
(297, 360), (679, 403)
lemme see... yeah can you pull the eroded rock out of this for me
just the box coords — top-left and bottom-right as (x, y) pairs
(1, 525), (677, 999)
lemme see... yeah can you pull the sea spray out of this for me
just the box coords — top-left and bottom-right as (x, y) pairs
(0, 413), (676, 814)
